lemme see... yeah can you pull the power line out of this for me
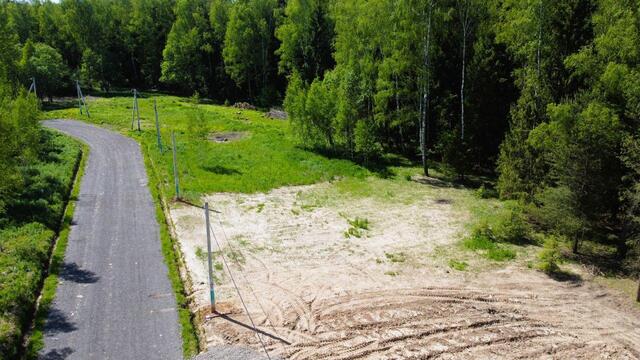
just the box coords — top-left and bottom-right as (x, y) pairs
(208, 220), (271, 360)
(213, 211), (289, 356)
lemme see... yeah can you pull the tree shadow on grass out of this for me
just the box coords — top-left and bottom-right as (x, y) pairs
(302, 145), (412, 179)
(201, 164), (242, 175)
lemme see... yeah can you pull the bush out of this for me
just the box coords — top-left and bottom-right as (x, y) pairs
(463, 205), (527, 263)
(474, 184), (496, 199)
(531, 186), (584, 239)
(537, 235), (563, 274)
(493, 201), (531, 244)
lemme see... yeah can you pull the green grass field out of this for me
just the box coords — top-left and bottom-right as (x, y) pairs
(45, 93), (368, 200)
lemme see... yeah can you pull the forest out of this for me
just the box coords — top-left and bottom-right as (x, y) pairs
(1, 0), (640, 319)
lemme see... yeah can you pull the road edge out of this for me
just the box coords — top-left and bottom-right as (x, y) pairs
(23, 139), (88, 359)
(141, 139), (200, 357)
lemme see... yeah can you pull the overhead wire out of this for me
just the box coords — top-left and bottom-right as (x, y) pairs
(207, 220), (272, 360)
(213, 211), (289, 356)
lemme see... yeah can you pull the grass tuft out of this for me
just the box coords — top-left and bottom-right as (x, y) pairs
(448, 259), (469, 271)
(385, 252), (407, 263)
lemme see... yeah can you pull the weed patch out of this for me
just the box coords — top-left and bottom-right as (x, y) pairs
(448, 259), (469, 271)
(385, 252), (407, 263)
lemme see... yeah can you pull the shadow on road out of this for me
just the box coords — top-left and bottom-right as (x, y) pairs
(43, 308), (77, 336)
(39, 347), (74, 360)
(59, 262), (99, 283)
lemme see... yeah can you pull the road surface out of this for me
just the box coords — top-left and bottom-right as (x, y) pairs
(40, 120), (182, 360)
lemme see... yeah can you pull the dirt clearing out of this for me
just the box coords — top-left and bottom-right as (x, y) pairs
(170, 179), (640, 359)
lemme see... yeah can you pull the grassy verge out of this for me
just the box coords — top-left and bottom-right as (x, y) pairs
(0, 131), (81, 360)
(24, 141), (87, 359)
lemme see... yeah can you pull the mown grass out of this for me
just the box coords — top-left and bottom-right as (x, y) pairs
(44, 94), (368, 200)
(0, 131), (81, 360)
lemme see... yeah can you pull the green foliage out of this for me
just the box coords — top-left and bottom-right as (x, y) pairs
(0, 132), (81, 360)
(24, 42), (68, 100)
(223, 0), (282, 105)
(348, 217), (369, 231)
(531, 186), (584, 239)
(186, 106), (209, 140)
(448, 259), (469, 271)
(0, 223), (53, 358)
(161, 0), (214, 94)
(462, 202), (528, 262)
(486, 247), (517, 261)
(0, 91), (41, 218)
(463, 229), (495, 251)
(537, 235), (563, 274)
(80, 48), (105, 90)
(275, 0), (334, 81)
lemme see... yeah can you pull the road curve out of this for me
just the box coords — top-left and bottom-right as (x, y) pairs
(40, 120), (182, 360)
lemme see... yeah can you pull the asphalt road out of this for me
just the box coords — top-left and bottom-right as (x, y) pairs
(40, 120), (182, 360)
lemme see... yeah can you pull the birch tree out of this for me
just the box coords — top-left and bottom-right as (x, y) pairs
(457, 0), (473, 140)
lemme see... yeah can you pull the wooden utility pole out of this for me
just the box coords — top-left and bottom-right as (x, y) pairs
(204, 202), (216, 313)
(171, 131), (180, 200)
(154, 98), (163, 152)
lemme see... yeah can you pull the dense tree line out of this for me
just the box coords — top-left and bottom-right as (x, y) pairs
(1, 0), (639, 284)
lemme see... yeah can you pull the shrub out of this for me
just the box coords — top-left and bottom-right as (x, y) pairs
(463, 215), (519, 262)
(463, 226), (495, 250)
(493, 201), (531, 244)
(537, 235), (563, 274)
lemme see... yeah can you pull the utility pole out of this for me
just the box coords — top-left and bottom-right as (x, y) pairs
(28, 77), (37, 97)
(154, 98), (163, 152)
(76, 80), (90, 117)
(205, 202), (216, 313)
(77, 80), (83, 115)
(171, 131), (180, 200)
(131, 89), (141, 131)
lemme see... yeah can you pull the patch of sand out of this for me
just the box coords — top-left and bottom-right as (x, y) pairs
(170, 182), (640, 359)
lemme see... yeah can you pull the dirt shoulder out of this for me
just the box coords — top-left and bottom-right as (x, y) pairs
(171, 178), (640, 359)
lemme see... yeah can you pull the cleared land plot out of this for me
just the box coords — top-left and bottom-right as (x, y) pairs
(171, 177), (640, 359)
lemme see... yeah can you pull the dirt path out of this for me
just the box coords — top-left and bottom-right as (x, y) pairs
(171, 182), (640, 359)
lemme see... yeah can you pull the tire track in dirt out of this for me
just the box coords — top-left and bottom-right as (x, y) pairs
(172, 184), (640, 359)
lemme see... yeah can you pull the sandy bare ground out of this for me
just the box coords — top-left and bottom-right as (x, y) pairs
(170, 180), (640, 359)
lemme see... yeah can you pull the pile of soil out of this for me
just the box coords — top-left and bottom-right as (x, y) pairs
(233, 102), (256, 110)
(264, 108), (287, 120)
